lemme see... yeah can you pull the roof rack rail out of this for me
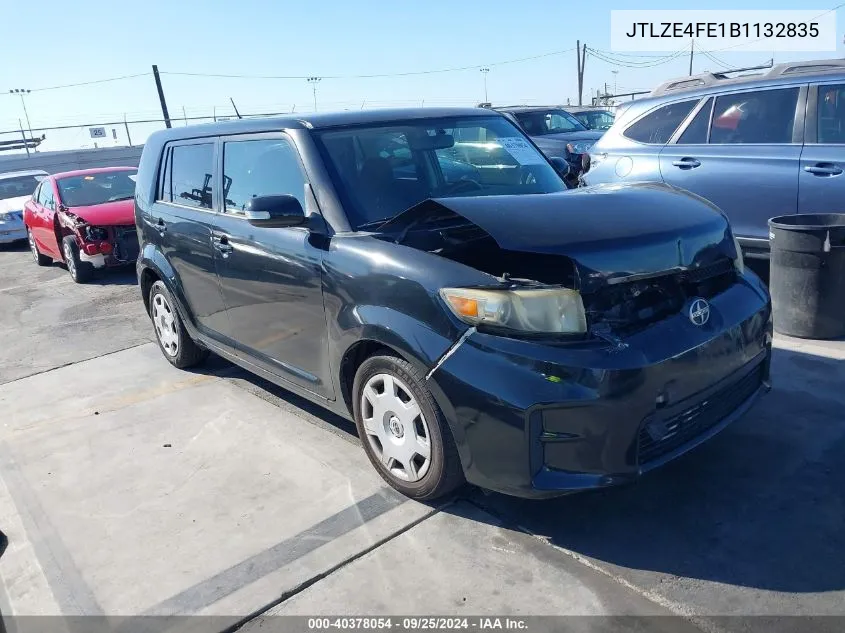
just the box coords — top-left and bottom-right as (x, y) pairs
(768, 58), (845, 77)
(650, 57), (845, 97)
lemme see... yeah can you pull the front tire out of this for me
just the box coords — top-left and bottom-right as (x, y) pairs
(148, 280), (209, 369)
(353, 354), (464, 500)
(62, 236), (93, 283)
(28, 228), (51, 266)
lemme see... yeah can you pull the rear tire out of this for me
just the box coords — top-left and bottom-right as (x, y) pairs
(148, 280), (209, 369)
(62, 236), (93, 283)
(353, 354), (464, 500)
(28, 228), (51, 266)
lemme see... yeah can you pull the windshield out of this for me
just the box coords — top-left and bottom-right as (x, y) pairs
(513, 109), (588, 135)
(56, 170), (137, 207)
(0, 175), (44, 201)
(576, 111), (615, 131)
(315, 116), (566, 230)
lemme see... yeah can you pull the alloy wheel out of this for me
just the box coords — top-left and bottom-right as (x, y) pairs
(27, 230), (38, 261)
(63, 241), (76, 278)
(360, 373), (431, 482)
(152, 292), (179, 357)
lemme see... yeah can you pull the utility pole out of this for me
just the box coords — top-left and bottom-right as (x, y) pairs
(182, 106), (188, 126)
(152, 65), (172, 128)
(308, 77), (322, 111)
(10, 89), (35, 151)
(123, 113), (133, 147)
(480, 67), (490, 103)
(689, 39), (694, 76)
(576, 42), (587, 106)
(612, 70), (619, 94)
(18, 119), (29, 157)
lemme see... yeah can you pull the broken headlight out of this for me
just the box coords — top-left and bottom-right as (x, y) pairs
(84, 226), (109, 241)
(440, 287), (587, 334)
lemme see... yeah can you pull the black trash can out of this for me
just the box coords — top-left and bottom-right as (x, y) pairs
(768, 214), (845, 339)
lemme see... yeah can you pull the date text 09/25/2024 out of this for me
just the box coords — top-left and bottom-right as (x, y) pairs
(307, 617), (528, 631)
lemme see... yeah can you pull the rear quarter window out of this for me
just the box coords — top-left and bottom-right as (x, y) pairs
(624, 100), (698, 144)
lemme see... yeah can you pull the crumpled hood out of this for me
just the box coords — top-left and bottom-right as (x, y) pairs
(66, 199), (135, 226)
(382, 182), (736, 293)
(0, 195), (30, 214)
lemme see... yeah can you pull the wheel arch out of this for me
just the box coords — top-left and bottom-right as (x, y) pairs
(335, 325), (470, 472)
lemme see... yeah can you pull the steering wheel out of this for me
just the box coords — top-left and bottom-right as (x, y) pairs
(520, 167), (539, 185)
(442, 178), (483, 194)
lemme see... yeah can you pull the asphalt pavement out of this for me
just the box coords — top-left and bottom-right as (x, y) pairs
(0, 241), (843, 633)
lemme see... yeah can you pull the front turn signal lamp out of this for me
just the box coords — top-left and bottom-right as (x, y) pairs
(440, 287), (587, 334)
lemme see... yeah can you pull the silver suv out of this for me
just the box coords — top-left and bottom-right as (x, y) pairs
(583, 58), (845, 258)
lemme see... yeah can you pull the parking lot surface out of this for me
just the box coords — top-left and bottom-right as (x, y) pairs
(0, 243), (843, 630)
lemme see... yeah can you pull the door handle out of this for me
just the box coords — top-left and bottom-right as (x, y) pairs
(155, 218), (167, 234)
(804, 164), (843, 176)
(212, 235), (233, 255)
(671, 158), (701, 169)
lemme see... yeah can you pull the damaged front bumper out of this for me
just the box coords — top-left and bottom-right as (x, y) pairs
(427, 271), (772, 499)
(75, 226), (140, 268)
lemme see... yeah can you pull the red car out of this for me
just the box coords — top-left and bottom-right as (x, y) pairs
(23, 167), (139, 283)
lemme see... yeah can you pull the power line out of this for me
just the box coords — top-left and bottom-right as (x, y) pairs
(1, 73), (151, 95)
(161, 48), (575, 81)
(587, 47), (688, 68)
(709, 1), (845, 52)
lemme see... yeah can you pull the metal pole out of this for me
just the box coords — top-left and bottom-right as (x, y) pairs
(480, 68), (490, 103)
(213, 105), (217, 122)
(152, 65), (172, 128)
(18, 119), (29, 157)
(689, 39), (694, 76)
(18, 92), (35, 149)
(124, 113), (133, 146)
(182, 105), (188, 126)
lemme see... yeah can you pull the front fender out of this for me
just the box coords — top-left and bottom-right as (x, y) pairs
(333, 308), (473, 471)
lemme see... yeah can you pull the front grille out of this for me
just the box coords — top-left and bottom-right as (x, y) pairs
(113, 227), (139, 262)
(638, 363), (764, 464)
(584, 259), (736, 336)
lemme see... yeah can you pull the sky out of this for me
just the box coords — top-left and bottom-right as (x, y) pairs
(0, 0), (843, 152)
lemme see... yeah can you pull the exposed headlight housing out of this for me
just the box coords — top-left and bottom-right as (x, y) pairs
(732, 232), (745, 274)
(566, 142), (594, 154)
(84, 226), (109, 241)
(440, 287), (587, 334)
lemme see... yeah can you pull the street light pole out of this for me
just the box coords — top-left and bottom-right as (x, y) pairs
(480, 68), (490, 103)
(10, 89), (35, 151)
(308, 77), (322, 111)
(611, 70), (618, 95)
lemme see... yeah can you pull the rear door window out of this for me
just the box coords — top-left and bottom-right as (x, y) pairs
(624, 100), (698, 144)
(167, 143), (214, 209)
(817, 84), (845, 143)
(710, 88), (799, 144)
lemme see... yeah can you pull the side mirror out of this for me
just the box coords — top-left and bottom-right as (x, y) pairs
(549, 156), (570, 179)
(245, 195), (306, 228)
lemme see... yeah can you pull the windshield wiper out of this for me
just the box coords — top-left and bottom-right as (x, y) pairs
(356, 216), (397, 230)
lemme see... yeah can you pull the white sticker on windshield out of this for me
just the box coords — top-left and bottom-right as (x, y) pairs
(498, 137), (544, 165)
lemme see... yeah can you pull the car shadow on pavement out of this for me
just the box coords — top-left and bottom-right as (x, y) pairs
(463, 345), (845, 595)
(189, 354), (360, 441)
(88, 268), (138, 286)
(0, 241), (30, 253)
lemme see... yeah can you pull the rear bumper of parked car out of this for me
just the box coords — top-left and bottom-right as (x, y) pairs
(0, 218), (27, 244)
(429, 272), (772, 499)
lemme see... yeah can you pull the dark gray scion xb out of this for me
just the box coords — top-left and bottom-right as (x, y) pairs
(134, 108), (772, 500)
